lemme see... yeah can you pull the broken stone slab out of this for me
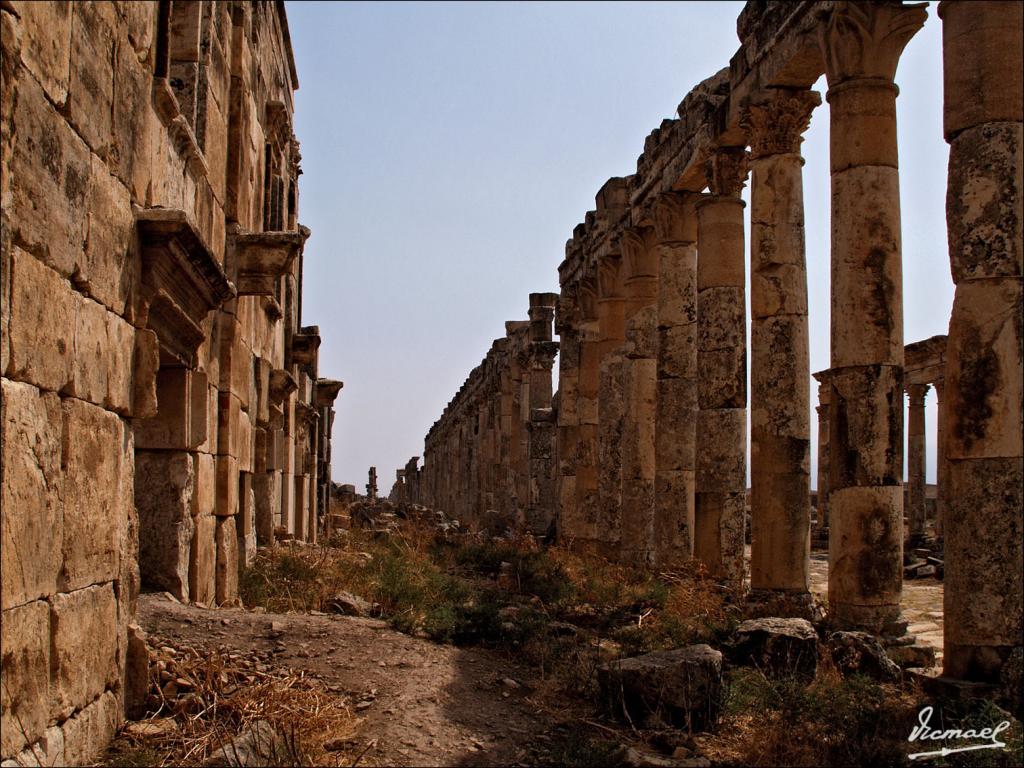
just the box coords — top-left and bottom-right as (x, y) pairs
(886, 643), (936, 670)
(827, 631), (901, 682)
(201, 720), (287, 767)
(324, 591), (374, 617)
(731, 617), (819, 679)
(597, 644), (723, 732)
(620, 746), (711, 768)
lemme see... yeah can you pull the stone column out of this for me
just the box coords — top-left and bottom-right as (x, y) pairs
(813, 371), (831, 532)
(619, 227), (659, 565)
(819, 1), (925, 634)
(575, 279), (601, 551)
(932, 377), (947, 538)
(653, 192), (699, 567)
(596, 253), (627, 558)
(694, 149), (748, 589)
(555, 290), (581, 541)
(527, 293), (559, 536)
(743, 93), (818, 604)
(938, 0), (1023, 685)
(906, 383), (929, 544)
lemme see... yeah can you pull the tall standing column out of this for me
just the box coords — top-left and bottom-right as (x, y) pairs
(575, 279), (601, 552)
(653, 192), (699, 567)
(694, 149), (748, 589)
(527, 293), (559, 536)
(819, 2), (925, 634)
(743, 92), (819, 605)
(813, 371), (831, 532)
(619, 228), (659, 565)
(939, 0), (1023, 685)
(906, 383), (929, 545)
(555, 290), (581, 542)
(932, 377), (947, 538)
(596, 253), (627, 558)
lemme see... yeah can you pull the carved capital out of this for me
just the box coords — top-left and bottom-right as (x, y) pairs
(597, 253), (624, 300)
(907, 382), (930, 406)
(652, 192), (698, 244)
(704, 147), (750, 196)
(818, 2), (927, 87)
(314, 378), (344, 408)
(230, 226), (309, 296)
(741, 90), (821, 159)
(620, 227), (658, 282)
(577, 278), (599, 323)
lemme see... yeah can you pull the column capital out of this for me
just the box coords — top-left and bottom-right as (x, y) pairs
(620, 226), (658, 284)
(818, 1), (927, 88)
(907, 381), (930, 406)
(652, 191), (698, 244)
(704, 146), (750, 196)
(597, 252), (625, 300)
(741, 90), (821, 159)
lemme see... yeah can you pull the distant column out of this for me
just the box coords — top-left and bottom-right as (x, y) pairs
(575, 278), (601, 552)
(555, 289), (581, 542)
(813, 371), (831, 532)
(906, 383), (929, 544)
(596, 253), (627, 558)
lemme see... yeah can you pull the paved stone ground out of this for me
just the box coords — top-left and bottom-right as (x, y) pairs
(808, 552), (944, 666)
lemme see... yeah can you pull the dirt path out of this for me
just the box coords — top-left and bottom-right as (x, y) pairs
(138, 593), (561, 767)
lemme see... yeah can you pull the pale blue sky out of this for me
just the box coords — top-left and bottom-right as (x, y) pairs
(288, 1), (952, 491)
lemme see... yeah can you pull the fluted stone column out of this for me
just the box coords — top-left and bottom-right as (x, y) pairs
(813, 371), (831, 531)
(939, 0), (1023, 685)
(619, 228), (659, 565)
(575, 279), (601, 552)
(653, 192), (699, 567)
(932, 377), (947, 538)
(694, 150), (748, 589)
(819, 1), (925, 634)
(906, 383), (929, 544)
(596, 253), (627, 558)
(743, 92), (819, 603)
(555, 291), (581, 542)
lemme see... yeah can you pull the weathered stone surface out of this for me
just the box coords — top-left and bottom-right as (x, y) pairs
(215, 454), (240, 517)
(827, 630), (900, 681)
(732, 617), (818, 679)
(65, 1), (115, 154)
(201, 720), (287, 767)
(598, 645), (722, 731)
(51, 584), (119, 719)
(8, 1), (73, 105)
(131, 328), (159, 419)
(828, 364), (904, 489)
(1, 380), (63, 609)
(0, 600), (51, 755)
(59, 690), (119, 767)
(325, 591), (373, 617)
(695, 410), (746, 493)
(135, 451), (194, 599)
(83, 155), (134, 315)
(191, 514), (217, 606)
(60, 396), (130, 591)
(215, 516), (239, 605)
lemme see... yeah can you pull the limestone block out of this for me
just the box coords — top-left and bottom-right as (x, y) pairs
(941, 1), (1024, 138)
(826, 82), (899, 173)
(215, 516), (239, 605)
(193, 451), (216, 517)
(215, 455), (240, 516)
(238, 481), (257, 569)
(750, 315), (810, 436)
(828, 364), (903, 489)
(657, 244), (698, 329)
(751, 264), (809, 320)
(219, 317), (253, 410)
(695, 409), (746, 493)
(1, 380), (62, 609)
(65, 2), (115, 153)
(134, 368), (207, 451)
(697, 347), (746, 411)
(195, 377), (217, 455)
(654, 469), (695, 567)
(111, 12), (155, 198)
(253, 471), (281, 545)
(59, 689), (119, 767)
(3, 725), (65, 768)
(254, 427), (268, 473)
(67, 295), (109, 407)
(131, 328), (159, 419)
(1, 223), (10, 377)
(101, 310), (135, 416)
(217, 392), (253, 470)
(51, 583), (119, 720)
(947, 123), (1022, 281)
(827, 485), (903, 614)
(732, 617), (818, 679)
(83, 156), (133, 315)
(189, 515), (216, 606)
(135, 451), (193, 599)
(697, 286), (745, 352)
(655, 377), (697, 471)
(0, 600), (50, 755)
(944, 457), (1023, 652)
(7, 248), (78, 392)
(9, 0), (72, 105)
(254, 356), (272, 425)
(60, 397), (128, 592)
(656, 325), (698, 379)
(830, 166), (904, 367)
(203, 83), (229, 205)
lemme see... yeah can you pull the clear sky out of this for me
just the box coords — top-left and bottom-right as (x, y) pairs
(287, 1), (952, 492)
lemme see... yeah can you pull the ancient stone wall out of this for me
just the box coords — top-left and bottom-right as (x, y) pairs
(0, 2), (341, 763)
(415, 294), (558, 534)
(415, 0), (1022, 696)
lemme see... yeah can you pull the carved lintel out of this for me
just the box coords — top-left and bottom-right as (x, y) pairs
(231, 226), (310, 296)
(269, 368), (297, 404)
(704, 146), (751, 195)
(314, 378), (344, 408)
(741, 90), (821, 160)
(818, 2), (928, 87)
(290, 332), (321, 366)
(135, 207), (235, 366)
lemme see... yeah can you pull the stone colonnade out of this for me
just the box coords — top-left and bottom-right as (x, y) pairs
(415, 294), (559, 534)
(416, 0), (1022, 693)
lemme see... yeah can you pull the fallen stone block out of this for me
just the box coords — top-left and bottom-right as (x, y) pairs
(731, 617), (819, 679)
(886, 643), (936, 669)
(827, 631), (901, 681)
(324, 591), (373, 617)
(202, 720), (287, 767)
(598, 644), (723, 731)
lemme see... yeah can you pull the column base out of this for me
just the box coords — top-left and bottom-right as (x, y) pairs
(827, 602), (905, 637)
(744, 589), (820, 622)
